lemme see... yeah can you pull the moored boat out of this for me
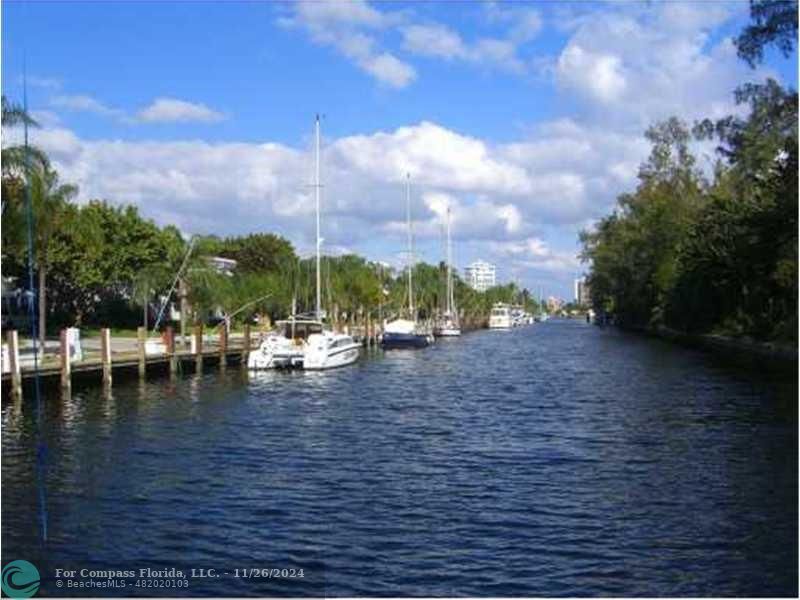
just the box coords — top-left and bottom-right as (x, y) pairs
(381, 174), (434, 350)
(304, 330), (361, 369)
(381, 318), (434, 348)
(434, 205), (461, 337)
(301, 115), (362, 370)
(489, 303), (513, 329)
(248, 316), (321, 369)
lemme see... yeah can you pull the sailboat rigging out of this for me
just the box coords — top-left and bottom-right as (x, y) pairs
(435, 205), (461, 337)
(249, 116), (360, 369)
(381, 174), (434, 349)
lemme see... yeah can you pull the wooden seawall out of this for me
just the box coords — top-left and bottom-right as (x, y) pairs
(1, 322), (388, 400)
(1, 325), (253, 400)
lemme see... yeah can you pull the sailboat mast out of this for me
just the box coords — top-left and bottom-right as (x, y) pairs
(446, 206), (452, 315)
(315, 115), (321, 320)
(406, 173), (414, 317)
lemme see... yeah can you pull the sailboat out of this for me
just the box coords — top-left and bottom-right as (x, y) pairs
(248, 116), (360, 370)
(381, 174), (434, 349)
(434, 206), (461, 336)
(302, 116), (361, 370)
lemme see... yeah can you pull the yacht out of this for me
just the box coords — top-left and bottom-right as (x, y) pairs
(382, 174), (434, 349)
(489, 303), (513, 329)
(247, 316), (321, 369)
(434, 206), (461, 337)
(304, 329), (361, 369)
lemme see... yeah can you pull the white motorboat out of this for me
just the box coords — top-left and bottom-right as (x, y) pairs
(303, 330), (361, 369)
(247, 317), (322, 369)
(489, 303), (513, 329)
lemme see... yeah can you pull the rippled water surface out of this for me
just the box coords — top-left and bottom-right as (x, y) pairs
(3, 320), (797, 596)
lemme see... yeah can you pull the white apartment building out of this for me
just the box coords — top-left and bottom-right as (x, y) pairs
(465, 260), (496, 292)
(574, 277), (591, 306)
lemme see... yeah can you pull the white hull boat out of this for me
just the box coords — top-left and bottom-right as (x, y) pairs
(247, 337), (304, 369)
(489, 303), (513, 329)
(248, 318), (323, 369)
(304, 331), (361, 369)
(436, 327), (461, 337)
(434, 315), (461, 337)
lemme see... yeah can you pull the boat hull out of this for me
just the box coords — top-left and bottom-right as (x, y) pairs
(304, 343), (361, 370)
(247, 336), (305, 369)
(380, 332), (432, 349)
(434, 328), (461, 337)
(247, 349), (304, 369)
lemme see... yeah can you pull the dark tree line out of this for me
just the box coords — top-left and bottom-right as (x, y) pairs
(581, 1), (798, 341)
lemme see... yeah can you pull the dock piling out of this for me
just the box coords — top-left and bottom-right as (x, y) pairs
(137, 326), (147, 377)
(7, 330), (22, 399)
(243, 324), (251, 364)
(100, 327), (112, 386)
(166, 326), (177, 376)
(194, 324), (203, 374)
(219, 325), (227, 370)
(60, 329), (71, 391)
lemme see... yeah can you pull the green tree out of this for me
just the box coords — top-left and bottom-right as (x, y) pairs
(581, 118), (705, 328)
(669, 80), (798, 339)
(218, 233), (296, 274)
(734, 0), (798, 67)
(132, 265), (172, 330)
(28, 168), (79, 344)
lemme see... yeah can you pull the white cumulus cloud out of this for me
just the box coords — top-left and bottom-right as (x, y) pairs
(136, 98), (226, 123)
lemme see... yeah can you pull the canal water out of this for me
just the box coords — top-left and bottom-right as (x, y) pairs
(2, 320), (797, 596)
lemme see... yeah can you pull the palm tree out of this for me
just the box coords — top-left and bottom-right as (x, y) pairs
(29, 167), (78, 345)
(1, 95), (50, 210)
(132, 265), (171, 331)
(2, 95), (38, 128)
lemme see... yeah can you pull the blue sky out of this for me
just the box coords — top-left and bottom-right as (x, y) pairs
(2, 1), (797, 298)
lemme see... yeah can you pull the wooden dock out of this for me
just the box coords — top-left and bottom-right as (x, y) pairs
(1, 325), (253, 399)
(1, 322), (384, 399)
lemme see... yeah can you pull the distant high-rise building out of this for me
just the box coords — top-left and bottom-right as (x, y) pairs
(574, 277), (591, 306)
(465, 260), (496, 291)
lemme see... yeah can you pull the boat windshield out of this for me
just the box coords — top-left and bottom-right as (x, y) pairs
(330, 337), (354, 349)
(491, 309), (508, 316)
